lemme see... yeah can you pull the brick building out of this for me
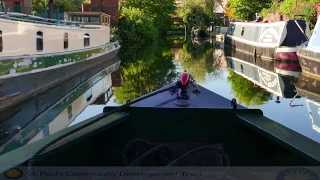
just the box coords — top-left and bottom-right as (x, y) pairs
(1, 0), (32, 13)
(83, 0), (119, 27)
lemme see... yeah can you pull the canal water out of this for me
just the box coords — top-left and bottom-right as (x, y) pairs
(1, 35), (320, 155)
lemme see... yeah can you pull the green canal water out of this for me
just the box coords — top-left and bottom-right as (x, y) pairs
(1, 36), (320, 155)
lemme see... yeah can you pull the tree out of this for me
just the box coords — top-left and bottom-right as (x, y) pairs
(118, 7), (158, 42)
(48, 0), (54, 19)
(178, 0), (219, 32)
(119, 0), (176, 35)
(227, 0), (272, 21)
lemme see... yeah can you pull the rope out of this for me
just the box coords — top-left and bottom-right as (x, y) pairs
(27, 85), (177, 180)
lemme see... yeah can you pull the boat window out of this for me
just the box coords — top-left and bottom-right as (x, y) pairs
(36, 31), (43, 51)
(241, 27), (245, 36)
(227, 25), (235, 35)
(0, 31), (3, 52)
(64, 33), (68, 49)
(241, 65), (244, 73)
(84, 33), (90, 47)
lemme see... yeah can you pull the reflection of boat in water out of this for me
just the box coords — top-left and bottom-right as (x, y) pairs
(295, 73), (320, 133)
(0, 12), (120, 112)
(226, 49), (301, 98)
(0, 59), (120, 155)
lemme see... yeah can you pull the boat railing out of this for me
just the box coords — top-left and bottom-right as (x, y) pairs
(0, 12), (102, 29)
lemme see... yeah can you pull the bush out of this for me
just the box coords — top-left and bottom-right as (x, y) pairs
(118, 7), (158, 43)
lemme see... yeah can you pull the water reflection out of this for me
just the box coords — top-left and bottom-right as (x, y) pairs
(113, 42), (180, 104)
(0, 59), (120, 155)
(296, 73), (320, 133)
(225, 49), (301, 106)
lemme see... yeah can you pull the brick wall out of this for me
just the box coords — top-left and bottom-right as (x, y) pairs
(83, 0), (119, 27)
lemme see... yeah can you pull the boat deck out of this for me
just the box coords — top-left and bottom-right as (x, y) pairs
(131, 84), (246, 109)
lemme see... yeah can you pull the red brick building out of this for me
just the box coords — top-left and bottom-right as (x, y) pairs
(83, 0), (119, 27)
(2, 0), (32, 13)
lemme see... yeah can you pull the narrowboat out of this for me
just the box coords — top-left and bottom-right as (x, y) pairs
(225, 20), (311, 61)
(0, 79), (320, 179)
(0, 11), (120, 112)
(0, 59), (120, 156)
(295, 73), (320, 133)
(297, 15), (320, 78)
(225, 49), (301, 98)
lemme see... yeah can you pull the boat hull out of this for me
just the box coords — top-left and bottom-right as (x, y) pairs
(297, 47), (320, 78)
(225, 37), (299, 61)
(0, 41), (120, 112)
(225, 20), (310, 61)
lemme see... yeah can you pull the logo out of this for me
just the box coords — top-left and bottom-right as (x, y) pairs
(276, 167), (319, 180)
(259, 27), (281, 43)
(3, 168), (23, 179)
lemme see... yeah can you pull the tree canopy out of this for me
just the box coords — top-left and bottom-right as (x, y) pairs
(178, 0), (221, 31)
(261, 0), (319, 29)
(117, 0), (176, 42)
(227, 0), (272, 21)
(32, 0), (88, 11)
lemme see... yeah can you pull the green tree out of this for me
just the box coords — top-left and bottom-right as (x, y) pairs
(119, 0), (176, 35)
(228, 0), (272, 21)
(113, 43), (179, 104)
(278, 0), (318, 29)
(178, 0), (218, 32)
(118, 7), (158, 43)
(227, 70), (272, 106)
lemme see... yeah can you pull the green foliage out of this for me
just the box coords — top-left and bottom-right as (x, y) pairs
(227, 70), (272, 106)
(118, 7), (158, 43)
(113, 43), (179, 104)
(278, 0), (318, 29)
(228, 0), (272, 20)
(260, 0), (280, 16)
(32, 0), (85, 11)
(120, 0), (175, 34)
(178, 0), (217, 31)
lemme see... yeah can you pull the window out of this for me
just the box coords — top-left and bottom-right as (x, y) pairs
(84, 33), (90, 47)
(36, 31), (43, 51)
(13, 2), (21, 13)
(241, 27), (245, 36)
(0, 31), (3, 52)
(64, 33), (68, 49)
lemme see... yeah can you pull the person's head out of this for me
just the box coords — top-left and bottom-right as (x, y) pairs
(180, 72), (189, 86)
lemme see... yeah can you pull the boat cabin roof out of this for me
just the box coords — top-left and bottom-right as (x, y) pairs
(67, 12), (111, 26)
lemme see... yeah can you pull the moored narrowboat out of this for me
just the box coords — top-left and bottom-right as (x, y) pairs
(297, 15), (320, 78)
(225, 20), (311, 61)
(0, 11), (120, 112)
